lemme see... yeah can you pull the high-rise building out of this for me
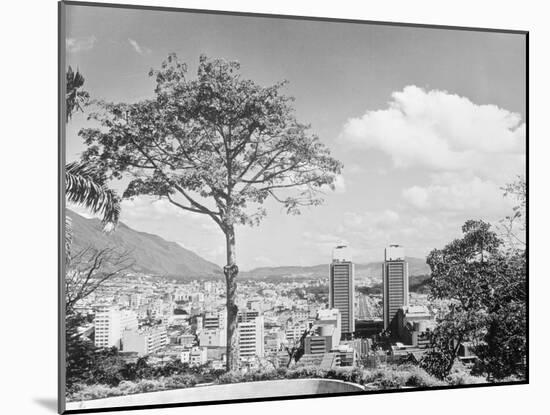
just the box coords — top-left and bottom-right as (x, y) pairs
(204, 309), (227, 330)
(329, 245), (355, 338)
(383, 245), (409, 333)
(237, 309), (260, 323)
(237, 316), (264, 361)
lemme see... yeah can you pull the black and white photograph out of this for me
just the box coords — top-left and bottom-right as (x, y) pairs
(59, 1), (527, 413)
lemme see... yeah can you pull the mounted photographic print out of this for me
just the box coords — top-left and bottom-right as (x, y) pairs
(59, 1), (528, 413)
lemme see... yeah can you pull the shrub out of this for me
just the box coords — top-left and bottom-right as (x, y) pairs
(286, 366), (326, 379)
(68, 383), (123, 401)
(401, 365), (445, 387)
(446, 361), (487, 385)
(446, 371), (486, 385)
(165, 374), (198, 388)
(217, 371), (244, 384)
(324, 367), (364, 384)
(133, 379), (167, 393)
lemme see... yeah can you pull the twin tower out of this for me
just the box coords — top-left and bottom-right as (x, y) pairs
(329, 244), (409, 338)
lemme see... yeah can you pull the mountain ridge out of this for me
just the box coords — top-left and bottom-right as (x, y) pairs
(240, 257), (430, 280)
(68, 209), (430, 283)
(68, 209), (222, 279)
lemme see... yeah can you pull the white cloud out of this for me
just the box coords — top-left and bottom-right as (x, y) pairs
(120, 196), (190, 221)
(402, 174), (514, 213)
(333, 175), (346, 193)
(66, 36), (96, 53)
(340, 85), (525, 181)
(343, 209), (400, 230)
(340, 85), (525, 217)
(128, 38), (152, 55)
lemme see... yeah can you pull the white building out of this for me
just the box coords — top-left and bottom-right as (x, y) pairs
(238, 316), (264, 361)
(94, 306), (138, 349)
(122, 325), (168, 356)
(181, 346), (208, 367)
(285, 322), (308, 344)
(199, 328), (226, 347)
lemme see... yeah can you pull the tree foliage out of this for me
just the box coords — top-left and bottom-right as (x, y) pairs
(81, 54), (342, 227)
(500, 176), (526, 248)
(65, 161), (121, 232)
(66, 66), (90, 121)
(422, 208), (526, 380)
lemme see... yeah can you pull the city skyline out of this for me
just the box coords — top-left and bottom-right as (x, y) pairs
(65, 5), (526, 270)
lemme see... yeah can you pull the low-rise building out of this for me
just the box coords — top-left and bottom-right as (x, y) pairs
(181, 346), (208, 367)
(122, 325), (168, 356)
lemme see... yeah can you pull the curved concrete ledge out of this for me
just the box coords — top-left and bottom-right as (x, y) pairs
(66, 378), (365, 410)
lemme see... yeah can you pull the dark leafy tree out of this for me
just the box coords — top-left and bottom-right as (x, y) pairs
(79, 54), (343, 370)
(66, 66), (90, 121)
(65, 314), (97, 390)
(421, 218), (526, 380)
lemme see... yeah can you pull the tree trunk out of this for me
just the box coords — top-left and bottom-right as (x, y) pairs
(224, 226), (239, 372)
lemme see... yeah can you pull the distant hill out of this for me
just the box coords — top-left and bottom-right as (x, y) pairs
(241, 257), (430, 282)
(67, 210), (222, 279)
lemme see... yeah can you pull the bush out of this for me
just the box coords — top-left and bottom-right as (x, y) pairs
(446, 371), (486, 385)
(165, 374), (198, 389)
(324, 367), (364, 384)
(401, 365), (445, 387)
(68, 383), (124, 401)
(361, 366), (443, 389)
(217, 371), (245, 384)
(286, 366), (326, 379)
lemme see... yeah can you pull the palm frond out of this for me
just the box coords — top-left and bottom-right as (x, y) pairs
(65, 215), (73, 260)
(65, 161), (121, 231)
(66, 66), (90, 121)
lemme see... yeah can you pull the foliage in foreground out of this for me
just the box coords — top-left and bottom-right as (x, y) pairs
(421, 216), (526, 380)
(67, 364), (492, 402)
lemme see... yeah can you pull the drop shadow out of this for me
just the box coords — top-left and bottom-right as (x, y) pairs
(34, 398), (58, 413)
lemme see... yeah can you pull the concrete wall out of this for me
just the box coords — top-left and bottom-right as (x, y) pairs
(66, 379), (365, 411)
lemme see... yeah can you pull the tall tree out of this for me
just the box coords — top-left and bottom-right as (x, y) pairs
(78, 54), (342, 370)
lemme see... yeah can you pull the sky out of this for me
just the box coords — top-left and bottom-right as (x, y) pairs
(65, 4), (526, 270)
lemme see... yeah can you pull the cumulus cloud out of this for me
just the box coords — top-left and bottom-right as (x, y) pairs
(340, 85), (525, 180)
(340, 86), (525, 216)
(66, 36), (96, 53)
(402, 173), (515, 213)
(128, 38), (152, 55)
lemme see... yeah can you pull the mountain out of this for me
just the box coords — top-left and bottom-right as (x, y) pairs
(67, 210), (222, 279)
(240, 257), (430, 283)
